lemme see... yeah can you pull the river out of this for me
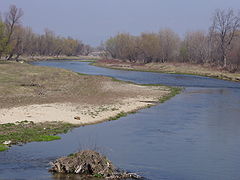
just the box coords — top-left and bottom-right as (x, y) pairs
(0, 61), (240, 180)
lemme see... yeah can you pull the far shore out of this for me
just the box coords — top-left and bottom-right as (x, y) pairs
(0, 55), (100, 63)
(16, 55), (100, 62)
(93, 59), (240, 82)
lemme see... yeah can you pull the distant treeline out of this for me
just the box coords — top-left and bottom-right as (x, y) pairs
(104, 9), (240, 72)
(0, 5), (92, 60)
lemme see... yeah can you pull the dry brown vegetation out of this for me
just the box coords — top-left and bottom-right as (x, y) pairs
(18, 55), (100, 62)
(103, 9), (240, 72)
(0, 61), (169, 109)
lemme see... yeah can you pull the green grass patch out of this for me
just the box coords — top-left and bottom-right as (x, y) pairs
(68, 153), (77, 157)
(108, 112), (128, 121)
(33, 135), (61, 141)
(110, 72), (183, 104)
(77, 72), (88, 76)
(0, 121), (76, 151)
(0, 144), (9, 151)
(159, 87), (182, 103)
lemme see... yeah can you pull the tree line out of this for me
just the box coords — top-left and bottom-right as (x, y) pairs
(0, 5), (92, 60)
(104, 9), (240, 72)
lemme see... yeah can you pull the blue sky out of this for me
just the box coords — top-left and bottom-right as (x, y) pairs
(1, 0), (240, 46)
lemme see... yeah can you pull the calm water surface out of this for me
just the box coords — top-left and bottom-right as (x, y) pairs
(0, 61), (240, 180)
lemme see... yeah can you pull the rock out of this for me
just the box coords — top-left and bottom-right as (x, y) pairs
(235, 77), (240, 81)
(49, 150), (142, 179)
(3, 141), (12, 145)
(74, 116), (81, 120)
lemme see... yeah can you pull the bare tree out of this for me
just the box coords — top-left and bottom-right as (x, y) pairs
(159, 29), (180, 62)
(182, 31), (209, 64)
(228, 32), (240, 71)
(0, 19), (7, 58)
(135, 33), (161, 63)
(0, 5), (92, 60)
(210, 9), (240, 67)
(1, 5), (24, 59)
(104, 30), (180, 63)
(11, 26), (35, 60)
(5, 5), (23, 46)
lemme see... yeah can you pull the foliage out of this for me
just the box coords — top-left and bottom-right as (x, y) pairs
(0, 6), (93, 61)
(0, 21), (10, 57)
(0, 145), (9, 151)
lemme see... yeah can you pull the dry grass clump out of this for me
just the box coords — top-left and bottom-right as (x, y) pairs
(0, 62), (104, 108)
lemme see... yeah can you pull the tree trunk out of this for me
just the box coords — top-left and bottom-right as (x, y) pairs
(7, 53), (13, 60)
(223, 56), (227, 67)
(15, 53), (21, 61)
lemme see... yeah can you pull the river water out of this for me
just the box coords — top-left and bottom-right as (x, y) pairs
(0, 61), (240, 180)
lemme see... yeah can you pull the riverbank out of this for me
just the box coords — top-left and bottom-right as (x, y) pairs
(0, 61), (176, 150)
(94, 59), (240, 82)
(0, 55), (100, 63)
(0, 121), (76, 151)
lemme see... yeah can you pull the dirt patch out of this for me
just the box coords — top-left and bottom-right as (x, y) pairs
(0, 61), (171, 125)
(0, 62), (169, 109)
(0, 62), (112, 108)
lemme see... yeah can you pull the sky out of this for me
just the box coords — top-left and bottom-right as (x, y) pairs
(1, 0), (240, 46)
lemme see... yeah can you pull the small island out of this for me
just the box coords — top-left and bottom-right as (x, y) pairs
(50, 150), (141, 179)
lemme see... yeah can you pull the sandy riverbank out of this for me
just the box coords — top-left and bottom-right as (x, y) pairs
(0, 61), (171, 124)
(0, 95), (162, 125)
